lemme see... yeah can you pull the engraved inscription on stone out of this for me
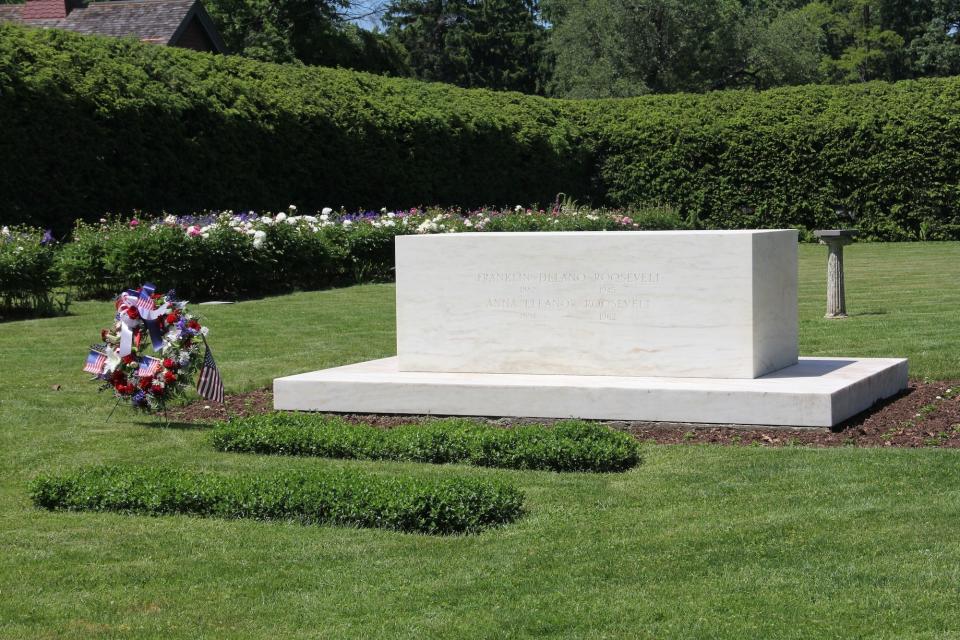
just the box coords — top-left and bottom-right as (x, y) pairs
(477, 270), (660, 322)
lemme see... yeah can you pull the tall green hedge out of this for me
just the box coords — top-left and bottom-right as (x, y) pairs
(581, 85), (960, 239)
(0, 24), (591, 232)
(2, 23), (960, 239)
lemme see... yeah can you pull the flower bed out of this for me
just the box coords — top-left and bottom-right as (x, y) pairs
(30, 464), (525, 535)
(54, 204), (686, 300)
(210, 414), (643, 473)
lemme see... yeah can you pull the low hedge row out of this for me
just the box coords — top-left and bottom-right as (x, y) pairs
(210, 415), (642, 473)
(30, 465), (524, 535)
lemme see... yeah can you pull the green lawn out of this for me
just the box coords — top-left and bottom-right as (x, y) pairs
(1, 242), (959, 639)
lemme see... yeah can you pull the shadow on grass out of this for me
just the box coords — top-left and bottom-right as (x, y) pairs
(0, 310), (75, 324)
(848, 310), (888, 317)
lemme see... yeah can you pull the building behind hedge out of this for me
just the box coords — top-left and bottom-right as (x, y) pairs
(0, 0), (226, 53)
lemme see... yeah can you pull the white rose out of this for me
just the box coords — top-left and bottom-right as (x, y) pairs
(515, 205), (523, 212)
(387, 211), (395, 218)
(276, 212), (287, 222)
(322, 207), (333, 216)
(380, 207), (388, 214)
(342, 219), (352, 227)
(253, 230), (266, 240)
(288, 204), (297, 211)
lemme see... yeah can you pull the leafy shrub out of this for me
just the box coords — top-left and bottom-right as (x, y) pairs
(30, 464), (524, 535)
(0, 225), (67, 317)
(210, 414), (642, 473)
(54, 206), (682, 299)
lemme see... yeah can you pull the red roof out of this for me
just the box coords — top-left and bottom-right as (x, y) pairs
(20, 1), (69, 20)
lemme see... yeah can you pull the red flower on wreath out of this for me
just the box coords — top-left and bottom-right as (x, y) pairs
(164, 370), (177, 383)
(163, 358), (177, 369)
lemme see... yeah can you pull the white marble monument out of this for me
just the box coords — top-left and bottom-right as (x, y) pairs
(274, 230), (908, 427)
(397, 231), (797, 378)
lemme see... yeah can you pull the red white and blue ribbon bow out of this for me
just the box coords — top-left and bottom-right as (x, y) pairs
(115, 283), (169, 356)
(136, 283), (168, 352)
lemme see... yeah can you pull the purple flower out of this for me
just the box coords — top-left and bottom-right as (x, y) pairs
(40, 229), (55, 246)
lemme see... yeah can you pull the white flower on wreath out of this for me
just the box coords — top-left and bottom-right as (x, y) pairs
(276, 212), (288, 223)
(322, 207), (333, 216)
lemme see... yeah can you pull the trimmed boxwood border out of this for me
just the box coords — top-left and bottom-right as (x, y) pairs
(30, 465), (525, 535)
(210, 415), (642, 473)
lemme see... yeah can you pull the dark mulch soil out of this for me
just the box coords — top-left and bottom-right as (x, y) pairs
(167, 381), (960, 448)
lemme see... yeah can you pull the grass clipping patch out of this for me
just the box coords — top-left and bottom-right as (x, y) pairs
(211, 415), (642, 473)
(30, 465), (524, 535)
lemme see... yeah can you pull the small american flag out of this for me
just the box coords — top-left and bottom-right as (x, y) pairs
(196, 341), (224, 403)
(83, 348), (107, 376)
(137, 356), (162, 378)
(136, 283), (157, 316)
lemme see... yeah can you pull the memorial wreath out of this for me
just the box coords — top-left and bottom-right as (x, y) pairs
(83, 284), (223, 411)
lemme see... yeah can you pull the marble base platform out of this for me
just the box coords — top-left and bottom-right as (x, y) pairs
(274, 356), (908, 428)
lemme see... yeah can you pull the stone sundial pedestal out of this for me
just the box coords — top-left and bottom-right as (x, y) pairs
(814, 229), (858, 318)
(274, 230), (907, 427)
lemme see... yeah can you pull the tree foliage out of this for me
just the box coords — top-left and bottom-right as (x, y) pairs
(203, 0), (408, 74)
(544, 0), (960, 97)
(383, 0), (548, 93)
